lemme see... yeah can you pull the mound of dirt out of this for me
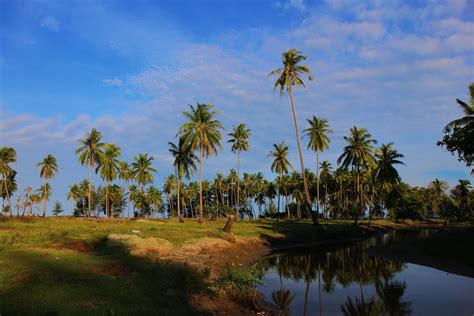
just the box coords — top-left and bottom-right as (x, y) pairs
(107, 234), (174, 256)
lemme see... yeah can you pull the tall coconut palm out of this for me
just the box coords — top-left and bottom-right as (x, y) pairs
(227, 123), (251, 219)
(303, 116), (332, 222)
(0, 147), (16, 214)
(131, 153), (157, 195)
(337, 126), (377, 224)
(169, 138), (198, 220)
(36, 154), (58, 217)
(75, 128), (105, 217)
(178, 103), (223, 223)
(269, 49), (314, 217)
(268, 141), (293, 216)
(97, 144), (121, 217)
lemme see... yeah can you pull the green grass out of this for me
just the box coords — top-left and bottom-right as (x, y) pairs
(0, 216), (391, 314)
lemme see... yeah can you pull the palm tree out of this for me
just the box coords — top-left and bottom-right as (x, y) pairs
(269, 49), (314, 217)
(303, 116), (332, 222)
(319, 160), (333, 219)
(268, 142), (293, 217)
(169, 138), (198, 220)
(36, 183), (52, 217)
(131, 153), (157, 195)
(75, 128), (105, 217)
(66, 184), (81, 215)
(178, 103), (223, 223)
(36, 154), (59, 217)
(118, 161), (130, 217)
(439, 83), (474, 174)
(96, 144), (121, 217)
(163, 174), (176, 217)
(227, 123), (251, 219)
(338, 126), (377, 224)
(0, 147), (16, 214)
(374, 143), (404, 186)
(445, 83), (474, 129)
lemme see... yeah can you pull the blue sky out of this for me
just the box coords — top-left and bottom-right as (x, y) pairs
(1, 0), (473, 214)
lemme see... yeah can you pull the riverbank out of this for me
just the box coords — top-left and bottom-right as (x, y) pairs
(0, 217), (465, 315)
(368, 227), (474, 278)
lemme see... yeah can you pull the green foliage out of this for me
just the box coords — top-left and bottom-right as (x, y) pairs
(390, 187), (424, 220)
(217, 266), (264, 292)
(52, 201), (63, 216)
(438, 83), (474, 174)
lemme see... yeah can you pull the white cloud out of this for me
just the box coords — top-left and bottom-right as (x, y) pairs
(102, 78), (124, 87)
(273, 0), (306, 11)
(40, 15), (60, 32)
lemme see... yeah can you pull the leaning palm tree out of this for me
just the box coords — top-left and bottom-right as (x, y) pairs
(227, 123), (251, 219)
(178, 103), (223, 223)
(0, 147), (16, 214)
(96, 143), (121, 217)
(270, 49), (314, 217)
(268, 142), (293, 217)
(303, 116), (332, 222)
(337, 126), (377, 224)
(75, 128), (105, 217)
(169, 138), (198, 220)
(36, 154), (58, 217)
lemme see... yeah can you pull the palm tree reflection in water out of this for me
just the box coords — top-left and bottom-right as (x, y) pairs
(258, 237), (410, 316)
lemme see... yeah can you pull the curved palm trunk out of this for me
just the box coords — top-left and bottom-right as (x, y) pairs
(199, 147), (204, 223)
(236, 151), (240, 219)
(289, 88), (314, 221)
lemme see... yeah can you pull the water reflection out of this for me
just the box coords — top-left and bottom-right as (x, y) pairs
(257, 230), (472, 316)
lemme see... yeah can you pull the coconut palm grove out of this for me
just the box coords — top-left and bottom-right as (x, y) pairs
(1, 1), (473, 315)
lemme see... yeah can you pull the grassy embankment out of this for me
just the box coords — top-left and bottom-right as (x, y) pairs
(0, 216), (395, 315)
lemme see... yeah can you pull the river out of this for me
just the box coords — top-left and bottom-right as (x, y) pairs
(256, 229), (474, 315)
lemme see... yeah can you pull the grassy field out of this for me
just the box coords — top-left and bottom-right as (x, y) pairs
(0, 217), (397, 315)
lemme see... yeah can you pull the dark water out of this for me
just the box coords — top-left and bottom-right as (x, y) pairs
(257, 230), (474, 316)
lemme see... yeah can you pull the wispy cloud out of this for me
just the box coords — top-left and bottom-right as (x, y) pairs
(40, 15), (60, 32)
(102, 78), (124, 87)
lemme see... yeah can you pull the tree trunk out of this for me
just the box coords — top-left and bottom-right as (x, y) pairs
(88, 157), (93, 218)
(288, 88), (312, 208)
(177, 174), (181, 217)
(2, 179), (11, 216)
(199, 147), (204, 223)
(236, 151), (240, 219)
(355, 168), (360, 225)
(223, 214), (235, 233)
(316, 150), (320, 223)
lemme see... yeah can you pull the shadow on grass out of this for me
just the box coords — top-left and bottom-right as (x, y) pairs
(0, 240), (213, 315)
